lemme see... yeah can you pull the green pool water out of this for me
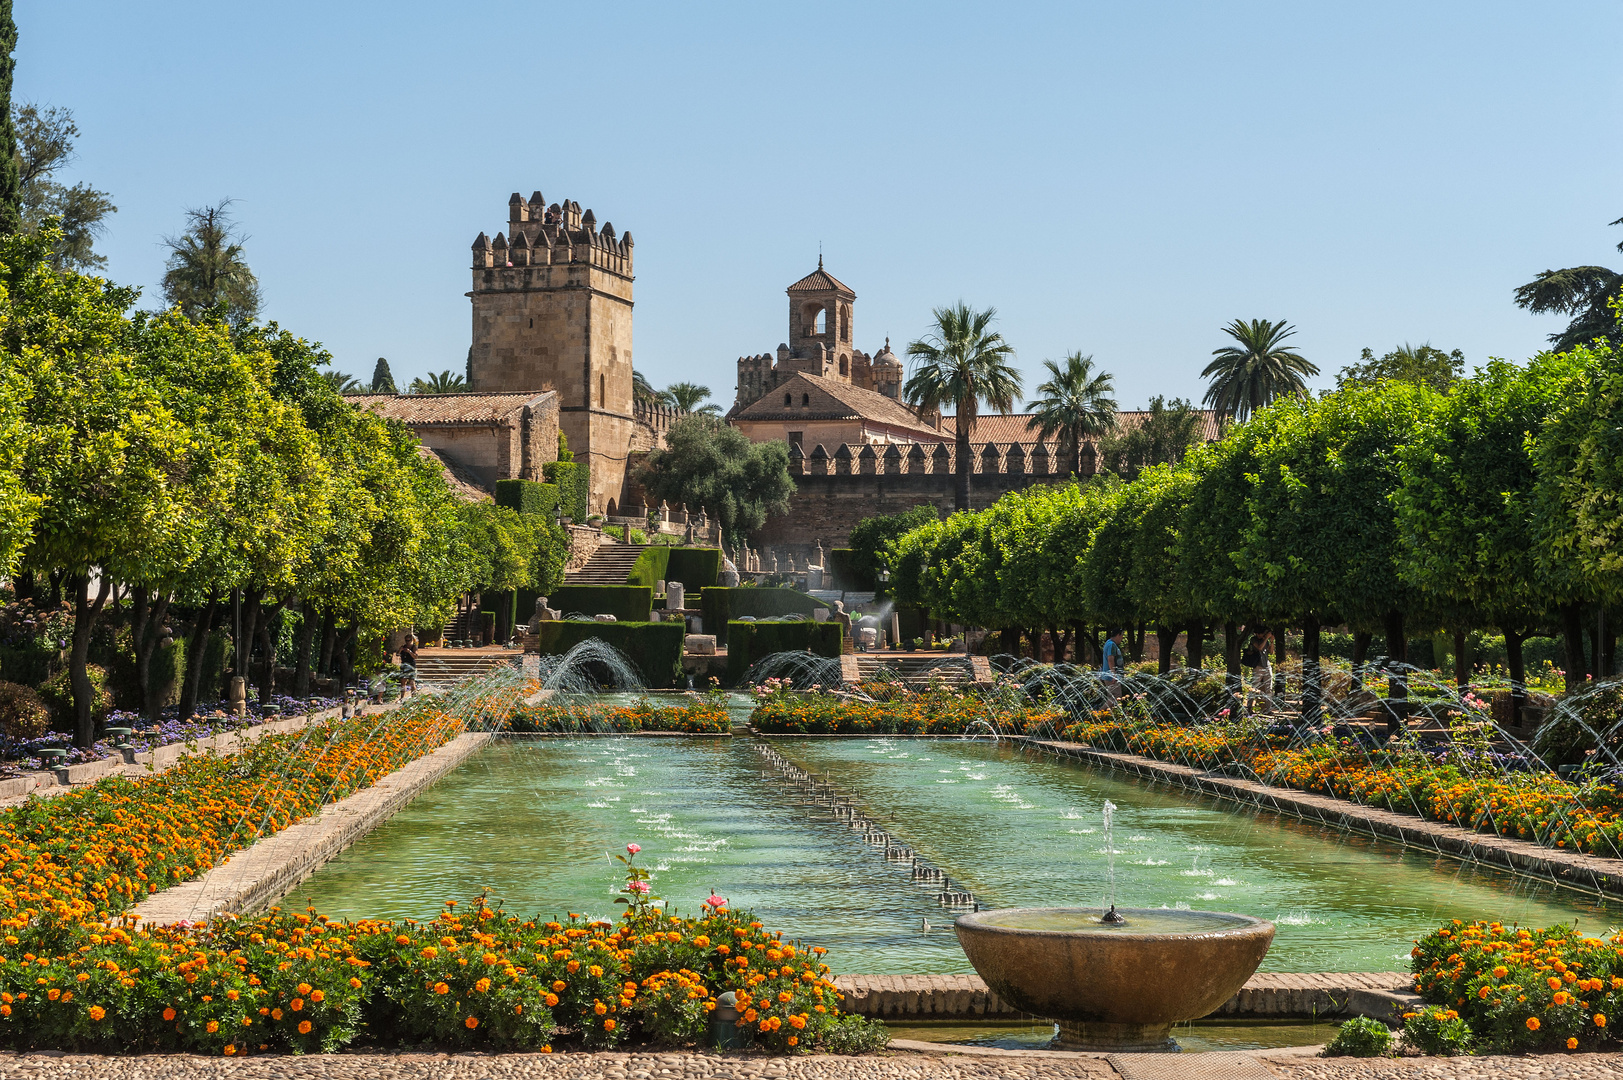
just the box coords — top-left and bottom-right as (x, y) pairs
(290, 737), (1619, 973)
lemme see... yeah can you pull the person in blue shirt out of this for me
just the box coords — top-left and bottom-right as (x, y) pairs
(1101, 627), (1124, 701)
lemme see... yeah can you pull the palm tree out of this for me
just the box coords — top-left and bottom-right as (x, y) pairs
(633, 370), (660, 408)
(322, 370), (362, 394)
(408, 370), (468, 394)
(159, 200), (261, 325)
(904, 302), (1022, 511)
(1201, 319), (1318, 423)
(664, 381), (721, 415)
(1027, 352), (1118, 475)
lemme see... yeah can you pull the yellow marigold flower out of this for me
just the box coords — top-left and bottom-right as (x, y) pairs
(589, 965), (603, 977)
(475, 978), (491, 993)
(206, 1020), (219, 1033)
(1598, 1014), (1608, 1028)
(421, 947), (438, 959)
(1568, 1037), (1579, 1049)
(482, 952), (499, 965)
(1493, 966), (1509, 979)
(88, 1005), (106, 1021)
(604, 1018), (616, 1031)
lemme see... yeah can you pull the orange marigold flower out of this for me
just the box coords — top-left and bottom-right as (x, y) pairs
(298, 1020), (312, 1034)
(206, 1020), (219, 1033)
(88, 1006), (106, 1021)
(604, 1019), (616, 1031)
(1528, 1017), (1542, 1031)
(163, 1007), (176, 1021)
(465, 1016), (479, 1029)
(1568, 1037), (1579, 1049)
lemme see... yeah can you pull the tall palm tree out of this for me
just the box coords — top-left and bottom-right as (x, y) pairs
(904, 302), (1022, 511)
(1201, 318), (1318, 423)
(322, 370), (361, 394)
(663, 381), (721, 415)
(633, 370), (660, 408)
(408, 370), (468, 394)
(1027, 352), (1118, 475)
(159, 200), (261, 325)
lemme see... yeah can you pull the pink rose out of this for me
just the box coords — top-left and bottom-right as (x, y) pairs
(626, 843), (641, 854)
(628, 880), (650, 894)
(706, 894), (727, 908)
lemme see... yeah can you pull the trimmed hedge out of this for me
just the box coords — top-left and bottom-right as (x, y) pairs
(494, 478), (560, 518)
(701, 587), (831, 646)
(628, 545), (670, 589)
(827, 548), (867, 591)
(543, 460), (589, 520)
(534, 621), (684, 688)
(548, 586), (653, 623)
(727, 620), (843, 685)
(666, 547), (721, 592)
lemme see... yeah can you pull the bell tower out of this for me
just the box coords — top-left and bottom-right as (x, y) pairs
(782, 257), (856, 381)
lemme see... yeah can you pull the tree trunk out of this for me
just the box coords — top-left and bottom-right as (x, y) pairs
(178, 595), (219, 721)
(130, 586), (173, 725)
(1453, 627), (1470, 691)
(1504, 627), (1528, 725)
(1056, 625), (1074, 665)
(1155, 623), (1177, 675)
(1185, 621), (1205, 671)
(1273, 623), (1288, 695)
(1300, 614), (1322, 724)
(1588, 607), (1614, 681)
(1351, 631), (1372, 685)
(1222, 621), (1242, 715)
(954, 411), (973, 513)
(1076, 623), (1101, 667)
(68, 575), (112, 749)
(238, 586), (264, 700)
(1560, 602), (1587, 692)
(1000, 627), (1020, 655)
(1127, 621), (1146, 663)
(256, 602), (285, 705)
(292, 598), (318, 697)
(12, 570), (33, 602)
(1382, 609), (1409, 740)
(317, 608), (338, 678)
(335, 621), (359, 688)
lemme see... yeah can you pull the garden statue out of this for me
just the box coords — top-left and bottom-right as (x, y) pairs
(531, 596), (560, 633)
(668, 581), (685, 611)
(720, 557), (739, 587)
(228, 675), (247, 718)
(832, 600), (852, 640)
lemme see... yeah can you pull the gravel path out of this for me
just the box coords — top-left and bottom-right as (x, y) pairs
(3, 1050), (1622, 1080)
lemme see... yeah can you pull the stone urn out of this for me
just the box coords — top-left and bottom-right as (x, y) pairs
(955, 907), (1275, 1051)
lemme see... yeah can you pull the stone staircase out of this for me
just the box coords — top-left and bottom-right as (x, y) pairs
(843, 654), (992, 687)
(413, 650), (522, 685)
(564, 544), (647, 586)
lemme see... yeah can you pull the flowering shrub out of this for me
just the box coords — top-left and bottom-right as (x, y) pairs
(505, 698), (729, 734)
(751, 685), (1061, 736)
(1411, 920), (1623, 1053)
(0, 896), (861, 1056)
(1061, 715), (1623, 856)
(0, 702), (463, 924)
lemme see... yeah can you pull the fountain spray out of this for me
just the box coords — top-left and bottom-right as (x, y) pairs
(1100, 799), (1124, 924)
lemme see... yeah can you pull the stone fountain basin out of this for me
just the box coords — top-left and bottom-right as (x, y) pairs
(955, 907), (1275, 1050)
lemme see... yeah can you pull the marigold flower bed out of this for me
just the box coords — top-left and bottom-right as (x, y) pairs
(505, 699), (729, 735)
(1063, 715), (1623, 856)
(751, 686), (1061, 736)
(0, 898), (858, 1056)
(0, 701), (465, 925)
(1411, 919), (1623, 1053)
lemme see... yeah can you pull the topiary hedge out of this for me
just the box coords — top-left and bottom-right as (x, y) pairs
(548, 586), (653, 623)
(494, 478), (560, 518)
(543, 461), (589, 521)
(665, 547), (721, 592)
(534, 621), (684, 688)
(727, 620), (843, 684)
(627, 545), (670, 589)
(701, 587), (831, 646)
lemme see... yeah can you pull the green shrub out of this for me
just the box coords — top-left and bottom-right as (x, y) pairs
(147, 638), (186, 710)
(628, 545), (671, 589)
(701, 587), (830, 646)
(1322, 1016), (1393, 1057)
(826, 548), (864, 591)
(0, 641), (61, 686)
(534, 621), (684, 688)
(727, 620), (842, 684)
(665, 548), (721, 591)
(1402, 1006), (1472, 1056)
(543, 460), (589, 520)
(39, 664), (113, 729)
(494, 478), (560, 518)
(820, 1014), (889, 1054)
(549, 586), (653, 623)
(0, 681), (50, 741)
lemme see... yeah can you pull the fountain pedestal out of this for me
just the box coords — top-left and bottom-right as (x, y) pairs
(955, 907), (1275, 1052)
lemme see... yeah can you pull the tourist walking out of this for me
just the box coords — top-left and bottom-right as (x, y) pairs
(1101, 627), (1125, 703)
(1242, 627), (1273, 710)
(399, 634), (418, 697)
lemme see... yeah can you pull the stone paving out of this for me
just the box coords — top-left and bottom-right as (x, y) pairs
(0, 1048), (1620, 1080)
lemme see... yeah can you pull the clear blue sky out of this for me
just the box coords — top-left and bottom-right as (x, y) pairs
(19, 1), (1623, 408)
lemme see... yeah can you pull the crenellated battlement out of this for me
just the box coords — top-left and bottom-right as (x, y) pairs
(471, 191), (634, 280)
(786, 440), (1096, 478)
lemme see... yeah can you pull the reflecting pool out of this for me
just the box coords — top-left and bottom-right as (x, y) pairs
(292, 737), (1618, 973)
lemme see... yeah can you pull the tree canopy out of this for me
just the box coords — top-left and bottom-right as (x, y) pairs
(1201, 318), (1318, 423)
(160, 201), (261, 326)
(633, 414), (794, 551)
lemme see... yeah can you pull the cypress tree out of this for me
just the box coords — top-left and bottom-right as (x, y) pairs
(0, 1), (21, 235)
(371, 357), (397, 394)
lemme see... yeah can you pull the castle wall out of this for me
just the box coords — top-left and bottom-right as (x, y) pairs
(413, 425), (521, 491)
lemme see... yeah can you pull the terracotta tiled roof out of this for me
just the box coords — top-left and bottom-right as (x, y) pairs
(785, 263), (855, 297)
(733, 373), (942, 436)
(963, 408), (1223, 444)
(417, 446), (491, 502)
(347, 391), (555, 425)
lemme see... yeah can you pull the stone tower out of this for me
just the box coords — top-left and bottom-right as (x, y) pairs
(468, 191), (634, 514)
